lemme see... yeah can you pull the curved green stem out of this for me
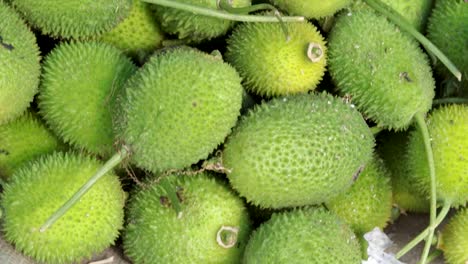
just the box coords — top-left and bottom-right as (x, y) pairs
(141, 0), (305, 22)
(432, 97), (468, 106)
(363, 0), (462, 81)
(39, 147), (129, 232)
(160, 176), (183, 218)
(396, 201), (451, 259)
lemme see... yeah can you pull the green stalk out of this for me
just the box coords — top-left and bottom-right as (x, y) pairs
(160, 176), (183, 218)
(141, 0), (305, 22)
(432, 97), (468, 106)
(39, 147), (129, 232)
(363, 0), (462, 81)
(425, 249), (442, 264)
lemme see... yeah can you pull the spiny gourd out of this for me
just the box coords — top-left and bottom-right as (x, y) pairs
(116, 47), (243, 173)
(39, 41), (137, 157)
(427, 0), (468, 96)
(123, 172), (252, 264)
(438, 207), (468, 264)
(1, 152), (126, 264)
(101, 0), (165, 60)
(328, 9), (435, 130)
(243, 207), (362, 263)
(153, 0), (251, 42)
(269, 0), (352, 19)
(376, 130), (429, 213)
(326, 155), (393, 235)
(222, 92), (374, 209)
(406, 104), (468, 208)
(0, 2), (41, 125)
(0, 112), (61, 180)
(11, 0), (132, 39)
(225, 21), (327, 97)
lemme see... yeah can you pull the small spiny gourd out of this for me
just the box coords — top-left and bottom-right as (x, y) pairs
(39, 41), (137, 157)
(406, 104), (468, 207)
(1, 152), (126, 264)
(153, 0), (251, 43)
(328, 9), (435, 130)
(0, 2), (40, 125)
(11, 0), (132, 39)
(225, 21), (327, 97)
(222, 92), (374, 209)
(243, 207), (362, 263)
(438, 207), (468, 264)
(0, 112), (61, 180)
(123, 172), (252, 264)
(269, 0), (352, 19)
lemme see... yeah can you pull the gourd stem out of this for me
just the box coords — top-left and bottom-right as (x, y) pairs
(396, 201), (451, 259)
(432, 97), (468, 106)
(141, 0), (305, 22)
(363, 0), (462, 81)
(39, 147), (129, 232)
(160, 176), (183, 218)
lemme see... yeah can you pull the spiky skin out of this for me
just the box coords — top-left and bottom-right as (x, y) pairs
(1, 152), (125, 264)
(117, 47), (243, 173)
(225, 22), (327, 97)
(222, 92), (374, 209)
(39, 42), (136, 157)
(328, 10), (435, 130)
(11, 0), (131, 39)
(101, 0), (164, 60)
(270, 0), (351, 18)
(243, 208), (361, 263)
(326, 156), (393, 235)
(0, 3), (40, 125)
(407, 104), (468, 207)
(153, 0), (251, 42)
(123, 173), (252, 264)
(427, 0), (468, 95)
(439, 208), (468, 264)
(0, 112), (61, 180)
(376, 130), (429, 213)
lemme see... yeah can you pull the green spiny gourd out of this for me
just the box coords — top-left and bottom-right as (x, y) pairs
(101, 0), (165, 60)
(11, 0), (132, 39)
(326, 155), (393, 235)
(269, 0), (352, 19)
(225, 21), (327, 97)
(328, 9), (435, 130)
(243, 207), (362, 263)
(427, 0), (468, 96)
(0, 2), (40, 125)
(376, 130), (429, 213)
(406, 104), (468, 207)
(153, 0), (251, 42)
(0, 112), (61, 180)
(123, 172), (252, 264)
(39, 41), (137, 157)
(222, 92), (374, 209)
(116, 47), (243, 173)
(1, 152), (126, 264)
(438, 207), (468, 264)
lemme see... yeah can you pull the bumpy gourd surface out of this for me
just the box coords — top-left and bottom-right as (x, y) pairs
(0, 3), (40, 125)
(123, 173), (251, 264)
(440, 208), (468, 264)
(327, 155), (393, 235)
(407, 104), (468, 207)
(11, 0), (131, 39)
(270, 0), (351, 18)
(39, 42), (136, 156)
(101, 0), (164, 59)
(243, 208), (361, 263)
(223, 92), (374, 208)
(226, 21), (327, 97)
(427, 0), (468, 93)
(376, 130), (429, 213)
(1, 152), (125, 264)
(153, 0), (251, 42)
(328, 10), (434, 130)
(118, 47), (243, 173)
(0, 112), (60, 180)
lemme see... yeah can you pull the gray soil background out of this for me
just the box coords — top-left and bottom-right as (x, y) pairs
(0, 212), (451, 264)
